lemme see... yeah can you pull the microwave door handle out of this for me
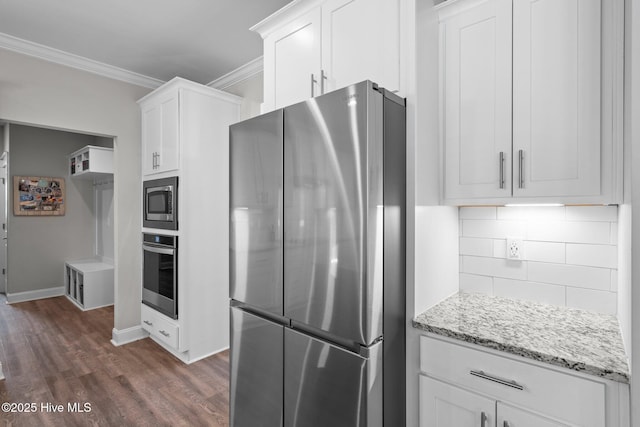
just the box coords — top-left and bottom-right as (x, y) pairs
(142, 244), (175, 255)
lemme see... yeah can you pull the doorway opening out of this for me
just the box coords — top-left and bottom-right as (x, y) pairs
(0, 121), (115, 302)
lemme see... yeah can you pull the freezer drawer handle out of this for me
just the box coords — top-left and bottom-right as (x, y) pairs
(159, 330), (170, 337)
(470, 370), (524, 390)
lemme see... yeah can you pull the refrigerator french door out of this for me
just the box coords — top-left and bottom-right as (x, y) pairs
(230, 81), (406, 427)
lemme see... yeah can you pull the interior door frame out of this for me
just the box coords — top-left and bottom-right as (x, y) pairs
(0, 150), (8, 295)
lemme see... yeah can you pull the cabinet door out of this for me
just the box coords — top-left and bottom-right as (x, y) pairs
(441, 0), (512, 200)
(420, 376), (495, 427)
(498, 402), (572, 427)
(142, 93), (180, 176)
(141, 104), (161, 176)
(321, 0), (400, 93)
(264, 9), (321, 110)
(512, 0), (601, 198)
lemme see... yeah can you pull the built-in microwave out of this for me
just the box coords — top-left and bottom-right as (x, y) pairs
(143, 176), (178, 230)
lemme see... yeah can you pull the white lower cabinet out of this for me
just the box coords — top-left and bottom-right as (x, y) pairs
(141, 304), (180, 351)
(419, 335), (627, 427)
(420, 376), (572, 427)
(498, 402), (572, 427)
(420, 376), (495, 427)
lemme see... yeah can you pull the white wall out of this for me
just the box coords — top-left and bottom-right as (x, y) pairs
(459, 206), (619, 315)
(217, 73), (263, 120)
(0, 48), (151, 330)
(407, 1), (461, 426)
(625, 0), (640, 424)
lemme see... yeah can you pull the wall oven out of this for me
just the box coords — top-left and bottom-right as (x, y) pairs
(143, 176), (178, 230)
(142, 233), (178, 319)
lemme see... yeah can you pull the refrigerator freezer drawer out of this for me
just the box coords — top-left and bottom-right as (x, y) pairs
(230, 307), (283, 427)
(284, 327), (382, 427)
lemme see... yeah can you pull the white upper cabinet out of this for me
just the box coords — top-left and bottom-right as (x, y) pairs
(512, 0), (601, 198)
(441, 0), (512, 200)
(321, 0), (400, 94)
(440, 0), (622, 205)
(264, 9), (322, 109)
(254, 0), (401, 111)
(141, 90), (179, 176)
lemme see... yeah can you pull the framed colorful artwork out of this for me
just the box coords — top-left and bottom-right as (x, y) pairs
(13, 176), (65, 216)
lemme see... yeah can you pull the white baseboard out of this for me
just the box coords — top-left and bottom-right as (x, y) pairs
(6, 287), (65, 304)
(111, 326), (148, 347)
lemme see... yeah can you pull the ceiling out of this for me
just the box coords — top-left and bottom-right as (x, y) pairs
(0, 0), (292, 86)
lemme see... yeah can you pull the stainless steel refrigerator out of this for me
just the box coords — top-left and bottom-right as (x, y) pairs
(229, 81), (406, 427)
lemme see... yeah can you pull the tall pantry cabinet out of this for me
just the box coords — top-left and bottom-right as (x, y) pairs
(138, 77), (242, 363)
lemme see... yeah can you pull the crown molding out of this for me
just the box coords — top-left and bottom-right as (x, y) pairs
(0, 32), (164, 89)
(250, 0), (324, 38)
(208, 56), (263, 90)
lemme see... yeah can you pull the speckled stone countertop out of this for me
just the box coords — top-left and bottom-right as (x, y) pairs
(413, 293), (630, 384)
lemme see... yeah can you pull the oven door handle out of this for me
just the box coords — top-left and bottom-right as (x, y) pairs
(142, 244), (175, 256)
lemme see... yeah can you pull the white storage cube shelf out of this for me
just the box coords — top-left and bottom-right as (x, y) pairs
(69, 146), (113, 180)
(64, 260), (114, 310)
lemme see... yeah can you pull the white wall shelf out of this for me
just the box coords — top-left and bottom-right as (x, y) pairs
(69, 145), (113, 180)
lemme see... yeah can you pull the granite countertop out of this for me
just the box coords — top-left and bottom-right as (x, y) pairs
(413, 293), (630, 384)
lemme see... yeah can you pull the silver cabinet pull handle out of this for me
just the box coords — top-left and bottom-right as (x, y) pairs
(481, 411), (487, 427)
(499, 151), (505, 189)
(159, 330), (170, 337)
(504, 421), (511, 427)
(518, 149), (524, 188)
(320, 69), (327, 94)
(143, 320), (153, 326)
(470, 370), (524, 390)
(311, 73), (317, 97)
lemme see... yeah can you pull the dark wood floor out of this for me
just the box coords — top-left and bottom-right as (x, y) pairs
(0, 296), (230, 426)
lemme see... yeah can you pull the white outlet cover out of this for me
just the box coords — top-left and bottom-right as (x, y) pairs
(506, 237), (524, 260)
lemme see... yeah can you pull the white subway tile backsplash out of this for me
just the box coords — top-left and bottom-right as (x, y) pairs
(524, 241), (565, 263)
(566, 244), (618, 269)
(459, 207), (497, 220)
(459, 273), (493, 293)
(459, 238), (494, 257)
(457, 206), (618, 316)
(527, 220), (610, 244)
(565, 205), (618, 222)
(528, 262), (610, 291)
(497, 206), (565, 221)
(493, 278), (566, 306)
(493, 240), (506, 258)
(566, 287), (617, 315)
(462, 256), (527, 280)
(462, 220), (526, 239)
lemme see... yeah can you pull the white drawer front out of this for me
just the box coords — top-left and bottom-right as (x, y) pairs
(420, 335), (605, 426)
(141, 304), (156, 333)
(154, 315), (179, 349)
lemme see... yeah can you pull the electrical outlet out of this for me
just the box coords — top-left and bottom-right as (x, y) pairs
(506, 237), (523, 260)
